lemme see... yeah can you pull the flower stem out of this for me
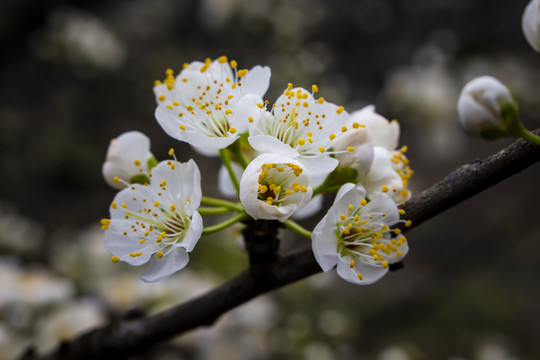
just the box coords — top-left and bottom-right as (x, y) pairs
(518, 125), (540, 146)
(202, 213), (248, 235)
(201, 196), (244, 212)
(229, 143), (249, 169)
(198, 206), (234, 215)
(283, 219), (312, 239)
(220, 148), (240, 193)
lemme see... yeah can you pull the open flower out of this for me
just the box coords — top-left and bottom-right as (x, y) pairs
(248, 85), (349, 180)
(312, 183), (408, 285)
(102, 131), (156, 189)
(154, 56), (271, 150)
(332, 125), (373, 179)
(102, 159), (203, 282)
(239, 153), (313, 221)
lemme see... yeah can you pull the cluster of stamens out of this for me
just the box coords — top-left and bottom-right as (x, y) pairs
(155, 56), (249, 138)
(257, 162), (307, 206)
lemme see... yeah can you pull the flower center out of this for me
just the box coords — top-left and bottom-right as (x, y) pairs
(257, 162), (308, 206)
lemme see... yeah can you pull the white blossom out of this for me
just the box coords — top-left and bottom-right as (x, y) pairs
(312, 183), (408, 285)
(102, 159), (203, 282)
(239, 153), (312, 222)
(523, 0), (540, 52)
(457, 76), (519, 139)
(154, 56), (271, 150)
(248, 85), (349, 180)
(102, 131), (155, 190)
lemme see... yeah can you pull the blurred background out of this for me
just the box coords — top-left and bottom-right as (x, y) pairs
(1, 0), (540, 359)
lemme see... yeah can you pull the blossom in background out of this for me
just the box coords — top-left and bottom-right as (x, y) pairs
(522, 0), (540, 52)
(457, 76), (519, 140)
(312, 183), (408, 285)
(353, 106), (412, 202)
(239, 153), (312, 221)
(332, 122), (373, 179)
(248, 85), (349, 180)
(102, 159), (203, 282)
(154, 56), (271, 150)
(102, 131), (156, 190)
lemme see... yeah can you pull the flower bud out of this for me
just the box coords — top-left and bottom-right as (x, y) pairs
(457, 76), (519, 140)
(522, 0), (540, 52)
(102, 131), (156, 189)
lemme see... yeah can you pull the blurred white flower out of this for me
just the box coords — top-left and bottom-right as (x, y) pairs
(0, 260), (74, 307)
(239, 153), (312, 221)
(522, 0), (540, 52)
(352, 105), (399, 150)
(218, 162), (244, 199)
(102, 131), (155, 190)
(312, 183), (408, 285)
(457, 76), (519, 140)
(248, 85), (349, 180)
(103, 159), (203, 282)
(154, 56), (271, 150)
(37, 300), (106, 352)
(332, 124), (373, 179)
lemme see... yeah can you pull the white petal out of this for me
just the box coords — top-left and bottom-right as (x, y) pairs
(182, 211), (203, 252)
(298, 155), (339, 179)
(336, 256), (388, 285)
(311, 215), (339, 272)
(218, 162), (243, 199)
(231, 94), (264, 133)
(140, 247), (190, 282)
(292, 194), (323, 220)
(248, 134), (298, 157)
(243, 65), (271, 97)
(350, 106), (400, 150)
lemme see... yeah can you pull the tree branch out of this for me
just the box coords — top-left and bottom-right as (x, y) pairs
(29, 132), (540, 360)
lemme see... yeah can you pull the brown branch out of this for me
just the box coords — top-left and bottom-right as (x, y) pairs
(29, 132), (540, 360)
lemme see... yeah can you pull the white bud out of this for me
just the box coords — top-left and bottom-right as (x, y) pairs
(102, 131), (155, 189)
(522, 0), (540, 52)
(457, 76), (519, 140)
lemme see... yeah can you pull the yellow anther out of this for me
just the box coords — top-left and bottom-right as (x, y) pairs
(329, 133), (336, 140)
(318, 147), (325, 153)
(111, 202), (117, 209)
(139, 239), (146, 244)
(360, 199), (367, 206)
(341, 126), (347, 132)
(154, 80), (162, 86)
(230, 60), (238, 68)
(111, 256), (120, 263)
(285, 189), (292, 195)
(228, 128), (237, 134)
(382, 261), (389, 269)
(301, 186), (308, 193)
(381, 186), (389, 193)
(340, 214), (347, 220)
(170, 204), (176, 211)
(349, 260), (355, 268)
(154, 201), (160, 207)
(169, 148), (175, 156)
(257, 103), (264, 109)
(398, 209), (406, 215)
(401, 145), (408, 153)
(237, 69), (249, 78)
(217, 56), (228, 63)
(346, 146), (354, 152)
(134, 159), (141, 166)
(248, 116), (254, 123)
(158, 95), (166, 101)
(336, 106), (344, 114)
(342, 228), (350, 235)
(312, 84), (318, 93)
(156, 251), (164, 259)
(298, 138), (305, 145)
(113, 176), (120, 183)
(225, 109), (233, 115)
(405, 220), (412, 227)
(357, 273), (363, 281)
(396, 251), (403, 257)
(179, 124), (186, 130)
(121, 203), (127, 209)
(348, 204), (353, 211)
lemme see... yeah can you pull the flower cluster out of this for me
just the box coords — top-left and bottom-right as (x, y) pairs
(101, 56), (413, 284)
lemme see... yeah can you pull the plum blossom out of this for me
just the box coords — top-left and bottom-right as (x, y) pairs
(102, 159), (203, 282)
(248, 85), (349, 180)
(522, 0), (540, 52)
(102, 131), (156, 189)
(154, 56), (271, 150)
(312, 183), (408, 285)
(239, 153), (312, 222)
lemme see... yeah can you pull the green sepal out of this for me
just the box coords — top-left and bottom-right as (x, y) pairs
(130, 173), (151, 185)
(147, 157), (158, 171)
